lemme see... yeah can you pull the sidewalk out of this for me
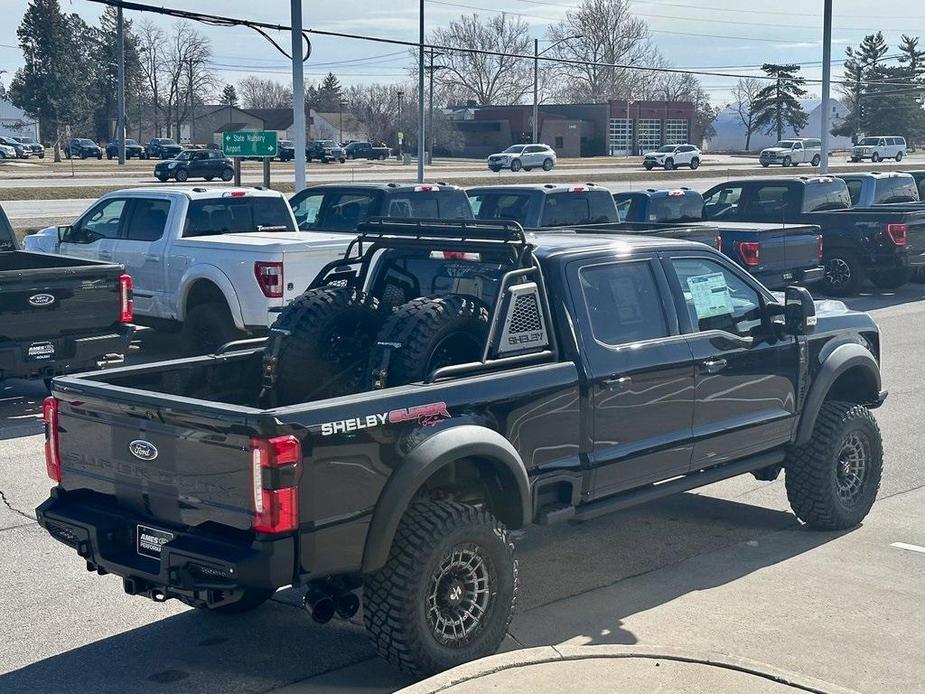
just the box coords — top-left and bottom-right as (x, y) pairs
(398, 646), (859, 694)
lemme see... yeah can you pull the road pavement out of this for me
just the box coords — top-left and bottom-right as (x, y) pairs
(0, 283), (923, 693)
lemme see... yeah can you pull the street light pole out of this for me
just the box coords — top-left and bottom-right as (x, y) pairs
(820, 0), (833, 173)
(117, 5), (125, 165)
(291, 0), (306, 192)
(428, 48), (435, 164)
(533, 38), (539, 144)
(417, 0), (425, 182)
(397, 90), (404, 159)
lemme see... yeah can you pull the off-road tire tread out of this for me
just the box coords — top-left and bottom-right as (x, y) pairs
(363, 500), (518, 676)
(369, 294), (489, 388)
(784, 401), (882, 530)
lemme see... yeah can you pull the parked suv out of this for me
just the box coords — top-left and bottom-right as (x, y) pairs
(344, 141), (391, 160)
(64, 138), (102, 160)
(850, 136), (906, 163)
(105, 138), (147, 160)
(12, 136), (44, 158)
(307, 140), (346, 163)
(0, 135), (29, 159)
(146, 138), (183, 159)
(154, 149), (234, 182)
(643, 143), (701, 170)
(759, 138), (822, 167)
(488, 143), (557, 172)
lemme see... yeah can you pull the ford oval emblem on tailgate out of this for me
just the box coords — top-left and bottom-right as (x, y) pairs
(28, 293), (55, 307)
(129, 440), (159, 461)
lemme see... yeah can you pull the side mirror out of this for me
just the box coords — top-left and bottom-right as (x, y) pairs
(784, 285), (816, 335)
(57, 225), (71, 243)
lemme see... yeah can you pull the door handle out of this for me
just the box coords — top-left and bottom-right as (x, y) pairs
(144, 254), (161, 262)
(99, 251), (113, 260)
(700, 358), (727, 374)
(603, 375), (632, 387)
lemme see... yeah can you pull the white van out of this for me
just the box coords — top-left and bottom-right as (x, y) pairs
(850, 136), (906, 162)
(759, 138), (822, 167)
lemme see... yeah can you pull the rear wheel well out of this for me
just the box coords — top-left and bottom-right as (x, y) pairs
(185, 279), (228, 318)
(825, 365), (879, 404)
(414, 457), (525, 529)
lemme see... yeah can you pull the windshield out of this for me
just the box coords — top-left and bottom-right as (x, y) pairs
(280, 140), (293, 147)
(773, 141), (797, 148)
(858, 137), (879, 146)
(173, 151), (194, 161)
(502, 145), (525, 154)
(316, 140), (336, 147)
(16, 137), (36, 144)
(655, 145), (676, 153)
(125, 139), (138, 146)
(159, 139), (178, 146)
(78, 139), (95, 146)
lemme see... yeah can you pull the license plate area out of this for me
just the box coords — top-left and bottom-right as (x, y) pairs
(137, 524), (175, 559)
(26, 341), (55, 361)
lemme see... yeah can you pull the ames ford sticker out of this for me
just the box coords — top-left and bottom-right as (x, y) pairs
(128, 439), (159, 461)
(320, 402), (450, 436)
(137, 524), (174, 559)
(28, 293), (55, 307)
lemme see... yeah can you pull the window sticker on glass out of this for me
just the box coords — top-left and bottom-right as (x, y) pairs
(687, 273), (733, 319)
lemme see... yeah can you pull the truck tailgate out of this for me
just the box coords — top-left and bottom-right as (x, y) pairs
(0, 252), (124, 342)
(55, 389), (258, 531)
(905, 217), (925, 266)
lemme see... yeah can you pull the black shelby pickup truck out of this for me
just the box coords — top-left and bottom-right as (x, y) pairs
(38, 219), (886, 676)
(0, 204), (134, 382)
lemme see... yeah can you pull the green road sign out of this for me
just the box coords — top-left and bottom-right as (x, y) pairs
(222, 130), (278, 158)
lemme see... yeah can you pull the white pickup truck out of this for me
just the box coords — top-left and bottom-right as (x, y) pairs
(24, 188), (351, 352)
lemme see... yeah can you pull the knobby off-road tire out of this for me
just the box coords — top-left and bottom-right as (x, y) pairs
(784, 401), (883, 530)
(368, 295), (489, 389)
(264, 286), (385, 405)
(363, 500), (518, 676)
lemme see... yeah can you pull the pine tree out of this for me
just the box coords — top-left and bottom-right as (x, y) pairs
(898, 35), (925, 81)
(857, 31), (889, 68)
(87, 7), (143, 141)
(750, 64), (808, 141)
(222, 84), (238, 107)
(9, 0), (93, 140)
(314, 73), (344, 112)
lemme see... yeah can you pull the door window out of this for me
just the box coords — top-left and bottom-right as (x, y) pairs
(291, 192), (324, 229)
(67, 198), (127, 243)
(670, 257), (763, 338)
(844, 179), (862, 206)
(125, 199), (170, 242)
(702, 185), (742, 219)
(578, 260), (669, 346)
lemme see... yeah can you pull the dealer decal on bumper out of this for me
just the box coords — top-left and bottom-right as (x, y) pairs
(320, 402), (450, 436)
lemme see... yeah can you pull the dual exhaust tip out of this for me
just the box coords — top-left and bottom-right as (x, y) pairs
(303, 583), (360, 624)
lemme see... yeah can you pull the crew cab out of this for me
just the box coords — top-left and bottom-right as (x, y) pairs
(344, 141), (391, 160)
(613, 188), (823, 289)
(145, 138), (183, 160)
(106, 139), (147, 160)
(64, 138), (102, 160)
(37, 218), (886, 678)
(23, 188), (351, 353)
(289, 183), (474, 231)
(702, 176), (925, 294)
(467, 183), (619, 228)
(759, 138), (822, 168)
(306, 140), (346, 164)
(836, 172), (922, 207)
(0, 202), (133, 382)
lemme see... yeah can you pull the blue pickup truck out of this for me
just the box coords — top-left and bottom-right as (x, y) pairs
(836, 172), (922, 208)
(613, 188), (824, 290)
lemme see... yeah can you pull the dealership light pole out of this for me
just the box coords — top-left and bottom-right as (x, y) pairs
(819, 0), (833, 173)
(116, 5), (126, 165)
(291, 0), (306, 191)
(417, 0), (425, 182)
(532, 35), (582, 143)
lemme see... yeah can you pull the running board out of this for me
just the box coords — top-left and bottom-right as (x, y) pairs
(570, 451), (785, 523)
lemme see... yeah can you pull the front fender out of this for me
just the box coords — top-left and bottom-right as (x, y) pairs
(177, 264), (246, 329)
(795, 342), (882, 446)
(360, 425), (531, 574)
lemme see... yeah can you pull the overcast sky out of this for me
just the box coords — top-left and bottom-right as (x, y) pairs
(1, 0), (924, 106)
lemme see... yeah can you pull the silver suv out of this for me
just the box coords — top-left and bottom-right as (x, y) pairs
(488, 144), (557, 172)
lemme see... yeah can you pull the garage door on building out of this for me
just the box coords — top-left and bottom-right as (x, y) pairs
(608, 118), (633, 156)
(664, 119), (689, 145)
(636, 119), (661, 154)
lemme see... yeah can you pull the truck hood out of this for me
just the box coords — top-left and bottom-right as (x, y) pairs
(761, 147), (789, 155)
(173, 230), (353, 252)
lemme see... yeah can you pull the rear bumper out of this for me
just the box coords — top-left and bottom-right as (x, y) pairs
(753, 265), (824, 290)
(37, 489), (296, 607)
(0, 326), (134, 381)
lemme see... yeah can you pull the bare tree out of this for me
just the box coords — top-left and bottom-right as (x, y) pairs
(731, 77), (762, 150)
(430, 13), (532, 105)
(136, 18), (167, 137)
(546, 0), (659, 102)
(163, 23), (217, 141)
(238, 76), (293, 109)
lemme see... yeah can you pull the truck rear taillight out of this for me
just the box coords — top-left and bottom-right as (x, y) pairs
(43, 397), (61, 482)
(251, 435), (301, 534)
(736, 241), (761, 267)
(884, 223), (908, 247)
(816, 235), (824, 261)
(254, 262), (284, 298)
(119, 274), (134, 323)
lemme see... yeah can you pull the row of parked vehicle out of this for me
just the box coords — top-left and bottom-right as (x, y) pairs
(0, 135), (45, 159)
(21, 174), (894, 678)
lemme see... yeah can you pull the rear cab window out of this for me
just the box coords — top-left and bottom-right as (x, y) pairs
(647, 191), (705, 222)
(873, 177), (919, 204)
(801, 179), (852, 212)
(184, 196), (296, 237)
(384, 190), (473, 220)
(470, 192), (534, 226)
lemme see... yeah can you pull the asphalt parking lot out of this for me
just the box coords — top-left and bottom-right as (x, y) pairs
(1, 281), (924, 693)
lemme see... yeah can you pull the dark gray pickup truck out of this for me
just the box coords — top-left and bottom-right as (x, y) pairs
(37, 219), (885, 676)
(0, 203), (134, 382)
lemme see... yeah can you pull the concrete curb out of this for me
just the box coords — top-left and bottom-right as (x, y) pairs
(396, 644), (861, 694)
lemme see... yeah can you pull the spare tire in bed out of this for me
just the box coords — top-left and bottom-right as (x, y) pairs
(263, 286), (385, 405)
(368, 294), (489, 389)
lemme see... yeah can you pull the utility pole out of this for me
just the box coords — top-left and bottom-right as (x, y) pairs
(820, 0), (833, 173)
(116, 5), (126, 165)
(291, 0), (306, 192)
(398, 90), (404, 159)
(428, 48), (435, 164)
(533, 38), (539, 143)
(417, 0), (425, 182)
(188, 57), (195, 145)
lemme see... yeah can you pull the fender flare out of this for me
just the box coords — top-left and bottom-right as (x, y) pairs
(361, 425), (531, 574)
(795, 342), (881, 446)
(177, 265), (246, 330)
